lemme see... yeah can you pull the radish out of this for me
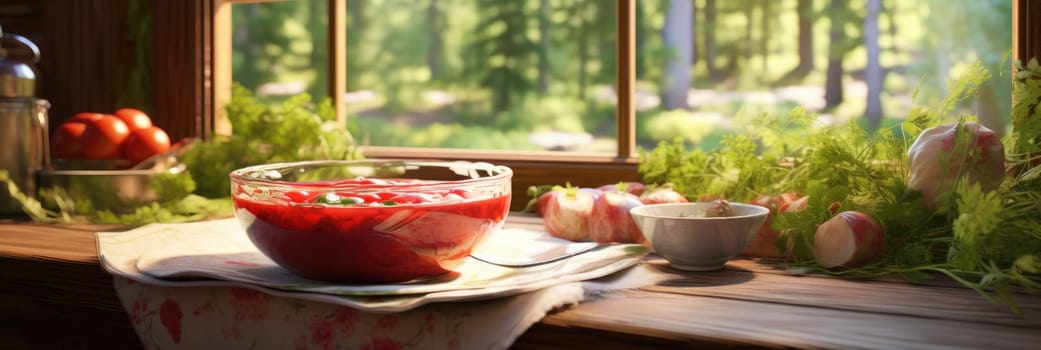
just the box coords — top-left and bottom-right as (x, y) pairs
(907, 121), (1005, 209)
(813, 211), (885, 268)
(597, 181), (647, 196)
(639, 185), (688, 204)
(523, 185), (561, 216)
(542, 186), (599, 241)
(533, 187), (562, 216)
(742, 193), (805, 258)
(779, 195), (809, 213)
(588, 190), (647, 245)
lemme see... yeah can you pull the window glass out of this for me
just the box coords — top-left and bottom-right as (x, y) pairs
(232, 0), (330, 104)
(344, 0), (619, 152)
(230, 0), (1012, 155)
(636, 0), (1012, 152)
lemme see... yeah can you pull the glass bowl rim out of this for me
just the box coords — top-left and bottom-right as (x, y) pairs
(229, 159), (513, 192)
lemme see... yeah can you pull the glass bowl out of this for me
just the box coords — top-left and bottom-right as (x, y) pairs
(229, 159), (512, 283)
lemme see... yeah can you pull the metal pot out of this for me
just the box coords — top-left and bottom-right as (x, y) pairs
(0, 26), (49, 215)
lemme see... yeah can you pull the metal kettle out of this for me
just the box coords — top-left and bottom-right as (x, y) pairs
(0, 26), (50, 215)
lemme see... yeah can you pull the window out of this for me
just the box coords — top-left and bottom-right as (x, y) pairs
(635, 0), (1013, 153)
(190, 0), (1033, 210)
(230, 1), (331, 106)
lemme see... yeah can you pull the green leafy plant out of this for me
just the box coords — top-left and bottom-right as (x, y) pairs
(183, 84), (360, 198)
(0, 170), (72, 223)
(638, 61), (1041, 311)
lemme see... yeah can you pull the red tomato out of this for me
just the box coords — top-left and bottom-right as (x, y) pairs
(81, 115), (131, 160)
(113, 108), (153, 131)
(69, 112), (104, 123)
(50, 121), (88, 159)
(122, 126), (171, 165)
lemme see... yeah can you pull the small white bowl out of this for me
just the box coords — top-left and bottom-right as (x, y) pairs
(630, 202), (769, 271)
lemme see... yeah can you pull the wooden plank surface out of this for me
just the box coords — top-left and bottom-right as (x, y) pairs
(540, 290), (1041, 350)
(2, 218), (1041, 349)
(502, 215), (1041, 348)
(0, 222), (122, 262)
(641, 258), (1041, 328)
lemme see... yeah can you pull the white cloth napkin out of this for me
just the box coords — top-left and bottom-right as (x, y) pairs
(97, 218), (649, 349)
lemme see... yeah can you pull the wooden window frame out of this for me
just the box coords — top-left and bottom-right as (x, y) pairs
(172, 0), (1038, 210)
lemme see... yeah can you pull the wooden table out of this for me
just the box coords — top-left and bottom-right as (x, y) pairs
(2, 215), (1040, 349)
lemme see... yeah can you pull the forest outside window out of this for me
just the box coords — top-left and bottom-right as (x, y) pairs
(228, 0), (1012, 154)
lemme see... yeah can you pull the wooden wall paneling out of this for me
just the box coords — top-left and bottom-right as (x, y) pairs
(1016, 0), (1041, 62)
(0, 2), (42, 49)
(150, 0), (215, 142)
(37, 0), (130, 131)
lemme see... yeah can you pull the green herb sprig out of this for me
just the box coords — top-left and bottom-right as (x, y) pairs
(638, 61), (1041, 311)
(183, 84), (360, 198)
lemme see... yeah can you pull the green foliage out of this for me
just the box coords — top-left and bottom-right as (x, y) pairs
(548, 0), (617, 97)
(150, 171), (197, 203)
(914, 0), (1013, 123)
(639, 64), (1041, 310)
(639, 106), (819, 201)
(232, 1), (322, 96)
(183, 84), (359, 198)
(2, 163), (224, 225)
(464, 0), (538, 113)
(639, 133), (787, 202)
(640, 110), (717, 145)
(489, 96), (589, 132)
(0, 170), (72, 223)
(369, 2), (436, 114)
(350, 117), (537, 150)
(824, 0), (864, 60)
(949, 182), (1005, 270)
(1010, 58), (1041, 163)
(93, 195), (232, 226)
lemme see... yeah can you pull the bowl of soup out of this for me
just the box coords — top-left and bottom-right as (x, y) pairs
(230, 159), (512, 283)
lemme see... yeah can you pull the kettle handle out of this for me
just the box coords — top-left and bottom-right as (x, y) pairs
(33, 99), (50, 167)
(3, 33), (41, 64)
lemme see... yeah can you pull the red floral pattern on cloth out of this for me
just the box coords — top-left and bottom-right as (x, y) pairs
(362, 337), (403, 350)
(110, 270), (599, 349)
(230, 287), (270, 321)
(112, 276), (477, 349)
(159, 299), (183, 344)
(128, 297), (149, 325)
